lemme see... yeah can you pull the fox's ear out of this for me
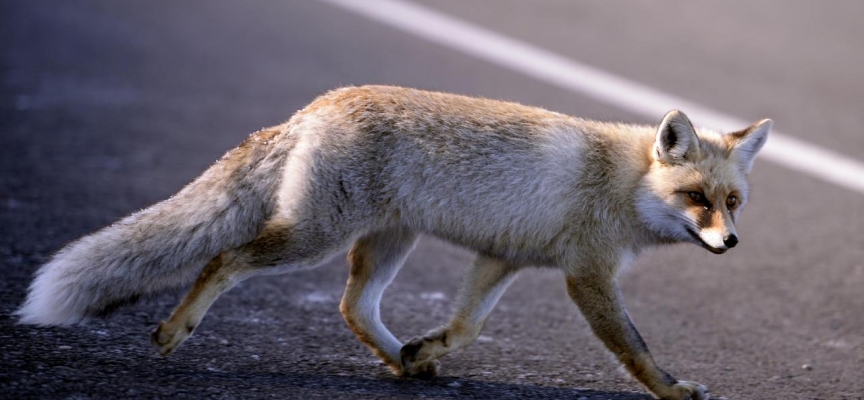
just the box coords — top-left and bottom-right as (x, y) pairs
(726, 119), (772, 174)
(653, 110), (700, 164)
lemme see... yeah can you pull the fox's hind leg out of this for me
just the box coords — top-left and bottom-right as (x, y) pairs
(150, 250), (246, 356)
(151, 218), (350, 356)
(400, 256), (519, 378)
(339, 226), (418, 376)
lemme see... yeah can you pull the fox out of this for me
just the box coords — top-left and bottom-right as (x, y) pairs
(15, 85), (771, 400)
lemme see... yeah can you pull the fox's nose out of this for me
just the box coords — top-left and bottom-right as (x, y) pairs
(723, 234), (739, 248)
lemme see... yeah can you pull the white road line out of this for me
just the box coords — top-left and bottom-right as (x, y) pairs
(322, 0), (864, 194)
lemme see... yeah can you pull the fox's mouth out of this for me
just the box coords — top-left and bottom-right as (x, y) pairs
(685, 228), (728, 255)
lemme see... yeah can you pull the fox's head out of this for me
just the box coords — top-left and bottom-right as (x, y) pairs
(636, 110), (771, 254)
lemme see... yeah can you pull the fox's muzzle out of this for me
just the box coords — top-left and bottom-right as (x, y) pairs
(688, 206), (738, 254)
(691, 227), (737, 254)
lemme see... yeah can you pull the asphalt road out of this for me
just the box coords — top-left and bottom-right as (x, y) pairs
(2, 1), (863, 399)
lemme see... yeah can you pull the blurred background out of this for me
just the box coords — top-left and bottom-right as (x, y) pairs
(2, 1), (863, 399)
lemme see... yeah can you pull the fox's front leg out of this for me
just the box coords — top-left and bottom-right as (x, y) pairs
(565, 268), (707, 400)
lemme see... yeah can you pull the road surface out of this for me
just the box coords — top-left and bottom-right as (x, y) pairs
(2, 1), (863, 399)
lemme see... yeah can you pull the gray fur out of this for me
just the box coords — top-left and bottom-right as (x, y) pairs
(16, 85), (770, 400)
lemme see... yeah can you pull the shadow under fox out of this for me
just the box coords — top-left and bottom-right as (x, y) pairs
(17, 85), (771, 400)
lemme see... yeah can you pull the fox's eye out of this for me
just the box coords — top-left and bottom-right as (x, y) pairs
(688, 191), (704, 203)
(726, 195), (739, 209)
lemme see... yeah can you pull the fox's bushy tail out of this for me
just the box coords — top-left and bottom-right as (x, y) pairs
(16, 126), (294, 325)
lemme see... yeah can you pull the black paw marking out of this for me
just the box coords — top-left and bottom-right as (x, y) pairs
(400, 337), (424, 366)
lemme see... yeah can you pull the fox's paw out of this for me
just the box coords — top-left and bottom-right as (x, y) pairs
(656, 380), (708, 400)
(400, 335), (444, 379)
(150, 320), (193, 357)
(400, 358), (440, 379)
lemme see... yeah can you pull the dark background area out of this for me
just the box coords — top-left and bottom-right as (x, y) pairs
(2, 1), (863, 399)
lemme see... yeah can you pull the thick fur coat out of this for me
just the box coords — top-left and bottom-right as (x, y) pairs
(17, 86), (771, 400)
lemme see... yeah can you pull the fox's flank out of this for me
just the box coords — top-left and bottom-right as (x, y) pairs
(16, 85), (770, 400)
